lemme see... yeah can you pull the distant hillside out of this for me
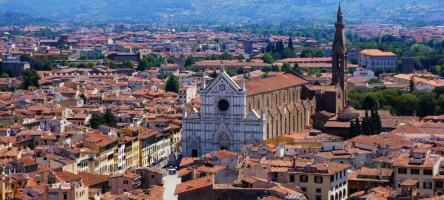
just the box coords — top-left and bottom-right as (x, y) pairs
(0, 0), (442, 25)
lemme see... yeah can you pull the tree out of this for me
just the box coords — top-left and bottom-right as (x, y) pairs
(275, 40), (284, 53)
(79, 54), (88, 61)
(293, 63), (302, 74)
(282, 63), (291, 72)
(272, 65), (281, 72)
(60, 60), (69, 66)
(262, 54), (274, 64)
(42, 60), (53, 71)
(374, 108), (382, 134)
(355, 117), (361, 135)
(409, 78), (415, 92)
(106, 60), (118, 69)
(219, 52), (234, 60)
(20, 54), (33, 62)
(210, 70), (217, 78)
(122, 61), (134, 68)
(185, 56), (195, 67)
(87, 63), (95, 68)
(5, 67), (14, 77)
(137, 59), (149, 71)
(315, 49), (325, 57)
(103, 109), (117, 128)
(237, 55), (245, 61)
(348, 67), (355, 74)
(398, 93), (419, 116)
(361, 110), (374, 135)
(78, 63), (87, 68)
(261, 66), (272, 72)
(415, 91), (437, 117)
(368, 78), (382, 84)
(288, 36), (294, 49)
(1, 73), (9, 78)
(226, 68), (237, 77)
(349, 121), (357, 138)
(165, 74), (180, 93)
(373, 68), (384, 76)
(20, 69), (41, 89)
(300, 48), (315, 58)
(167, 58), (176, 64)
(363, 95), (379, 110)
(34, 60), (43, 70)
(89, 113), (104, 129)
(68, 63), (77, 68)
(281, 48), (297, 59)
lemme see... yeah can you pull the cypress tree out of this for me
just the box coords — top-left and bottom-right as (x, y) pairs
(375, 108), (382, 134)
(349, 121), (357, 139)
(370, 107), (377, 134)
(355, 117), (361, 135)
(288, 36), (294, 49)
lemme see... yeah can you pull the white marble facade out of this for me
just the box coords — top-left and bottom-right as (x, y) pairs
(182, 67), (265, 157)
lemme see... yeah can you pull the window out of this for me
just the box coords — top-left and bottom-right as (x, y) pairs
(330, 175), (334, 182)
(316, 188), (321, 193)
(398, 168), (407, 174)
(300, 175), (308, 182)
(411, 169), (420, 175)
(151, 175), (155, 179)
(123, 180), (129, 184)
(423, 182), (432, 189)
(290, 175), (295, 182)
(316, 196), (322, 200)
(63, 193), (68, 200)
(315, 176), (323, 184)
(424, 169), (433, 175)
(301, 187), (307, 192)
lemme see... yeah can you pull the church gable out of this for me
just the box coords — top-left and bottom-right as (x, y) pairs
(246, 110), (260, 121)
(203, 71), (241, 95)
(215, 123), (232, 135)
(186, 108), (201, 119)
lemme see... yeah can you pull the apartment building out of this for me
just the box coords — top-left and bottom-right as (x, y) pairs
(288, 162), (351, 200)
(359, 49), (398, 71)
(393, 148), (441, 197)
(178, 85), (197, 104)
(83, 133), (117, 175)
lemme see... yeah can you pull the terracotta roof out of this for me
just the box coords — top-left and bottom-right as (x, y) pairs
(196, 165), (225, 174)
(401, 179), (418, 186)
(260, 160), (292, 167)
(174, 176), (213, 195)
(178, 168), (192, 178)
(210, 150), (238, 159)
(360, 49), (396, 57)
(244, 73), (307, 96)
(78, 172), (110, 186)
(17, 157), (37, 167)
(347, 167), (393, 182)
(52, 170), (82, 183)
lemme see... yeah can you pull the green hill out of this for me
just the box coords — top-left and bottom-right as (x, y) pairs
(0, 0), (442, 25)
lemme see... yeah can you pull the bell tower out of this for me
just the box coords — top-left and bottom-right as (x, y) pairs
(331, 2), (348, 110)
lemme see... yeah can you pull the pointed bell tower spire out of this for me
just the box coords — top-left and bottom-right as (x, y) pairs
(332, 1), (348, 112)
(337, 2), (343, 24)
